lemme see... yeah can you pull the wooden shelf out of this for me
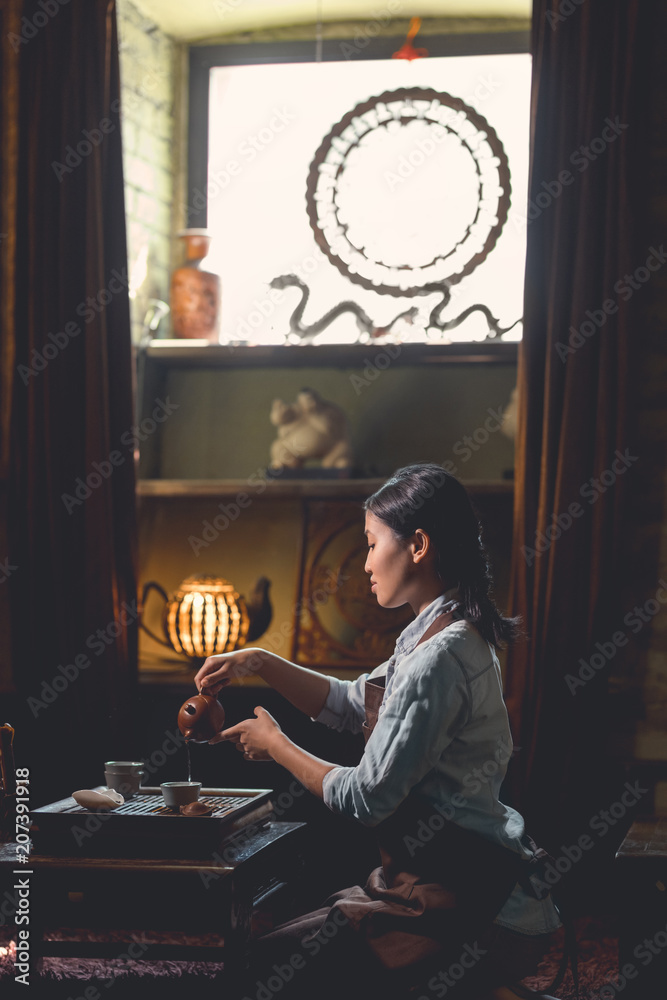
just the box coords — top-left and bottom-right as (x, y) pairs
(136, 478), (514, 499)
(144, 340), (518, 368)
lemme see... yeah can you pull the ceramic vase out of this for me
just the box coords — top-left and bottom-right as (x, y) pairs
(169, 229), (220, 341)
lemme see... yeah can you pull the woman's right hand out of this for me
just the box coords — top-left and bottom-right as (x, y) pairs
(194, 648), (266, 696)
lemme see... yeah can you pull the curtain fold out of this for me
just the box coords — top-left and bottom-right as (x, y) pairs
(8, 0), (138, 800)
(503, 0), (645, 848)
(0, 0), (22, 484)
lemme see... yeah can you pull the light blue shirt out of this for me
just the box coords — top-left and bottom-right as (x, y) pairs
(313, 589), (562, 936)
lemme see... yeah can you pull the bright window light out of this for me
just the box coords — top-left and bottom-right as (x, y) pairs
(206, 53), (530, 345)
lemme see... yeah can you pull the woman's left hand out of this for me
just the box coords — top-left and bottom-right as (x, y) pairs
(210, 706), (282, 760)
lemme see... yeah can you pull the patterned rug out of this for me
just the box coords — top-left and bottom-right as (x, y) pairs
(524, 916), (618, 999)
(0, 915), (617, 998)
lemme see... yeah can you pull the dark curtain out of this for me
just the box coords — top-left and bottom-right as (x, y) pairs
(7, 0), (138, 801)
(503, 0), (646, 853)
(0, 1), (20, 485)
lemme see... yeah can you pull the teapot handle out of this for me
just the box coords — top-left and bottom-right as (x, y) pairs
(138, 581), (173, 649)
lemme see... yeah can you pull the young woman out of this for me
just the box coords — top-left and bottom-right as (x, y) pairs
(194, 465), (563, 1000)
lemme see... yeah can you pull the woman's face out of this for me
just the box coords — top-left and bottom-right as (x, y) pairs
(364, 511), (415, 609)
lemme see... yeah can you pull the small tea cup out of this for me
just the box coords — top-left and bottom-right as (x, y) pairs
(103, 761), (145, 799)
(161, 781), (201, 809)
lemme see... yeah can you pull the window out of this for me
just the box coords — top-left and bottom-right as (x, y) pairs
(189, 35), (530, 346)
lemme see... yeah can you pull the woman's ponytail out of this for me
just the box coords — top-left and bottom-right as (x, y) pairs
(364, 464), (523, 650)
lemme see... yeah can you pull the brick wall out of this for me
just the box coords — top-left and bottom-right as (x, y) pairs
(116, 0), (180, 343)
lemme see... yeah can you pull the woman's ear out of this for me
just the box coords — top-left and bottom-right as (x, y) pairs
(411, 529), (431, 564)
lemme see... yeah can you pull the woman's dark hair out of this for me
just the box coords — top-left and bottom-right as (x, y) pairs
(364, 463), (523, 650)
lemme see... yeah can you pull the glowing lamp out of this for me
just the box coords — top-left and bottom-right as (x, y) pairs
(140, 575), (251, 659)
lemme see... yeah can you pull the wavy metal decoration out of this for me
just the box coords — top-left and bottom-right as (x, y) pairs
(269, 274), (417, 344)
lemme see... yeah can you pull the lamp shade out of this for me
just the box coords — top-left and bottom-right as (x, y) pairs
(164, 575), (249, 658)
(139, 574), (273, 661)
(165, 576), (250, 657)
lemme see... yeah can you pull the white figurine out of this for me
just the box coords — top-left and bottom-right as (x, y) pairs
(269, 388), (353, 470)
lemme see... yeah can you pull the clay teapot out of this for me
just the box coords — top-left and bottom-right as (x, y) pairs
(177, 693), (226, 744)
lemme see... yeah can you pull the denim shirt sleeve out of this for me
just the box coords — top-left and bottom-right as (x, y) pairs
(321, 643), (470, 826)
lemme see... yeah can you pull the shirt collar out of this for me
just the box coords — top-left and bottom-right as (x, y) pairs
(394, 586), (462, 657)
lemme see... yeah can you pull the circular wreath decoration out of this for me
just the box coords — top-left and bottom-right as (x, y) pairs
(306, 88), (511, 298)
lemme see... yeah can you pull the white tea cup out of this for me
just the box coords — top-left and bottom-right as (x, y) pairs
(160, 782), (201, 809)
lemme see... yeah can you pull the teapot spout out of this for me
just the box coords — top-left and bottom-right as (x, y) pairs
(246, 576), (272, 642)
(138, 581), (173, 649)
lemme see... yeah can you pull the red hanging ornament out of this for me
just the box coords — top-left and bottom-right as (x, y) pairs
(392, 17), (429, 62)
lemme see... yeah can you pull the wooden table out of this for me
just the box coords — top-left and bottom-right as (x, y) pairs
(615, 817), (667, 1000)
(0, 820), (309, 984)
